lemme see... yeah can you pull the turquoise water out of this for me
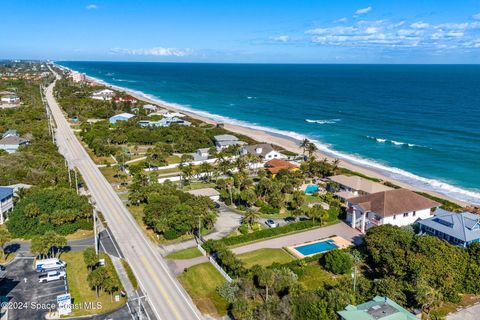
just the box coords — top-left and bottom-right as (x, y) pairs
(57, 62), (480, 204)
(305, 185), (319, 195)
(294, 240), (338, 256)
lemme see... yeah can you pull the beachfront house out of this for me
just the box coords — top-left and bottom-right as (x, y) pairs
(91, 89), (115, 101)
(329, 175), (393, 202)
(1, 95), (20, 104)
(187, 188), (221, 202)
(0, 187), (14, 224)
(142, 104), (158, 113)
(109, 112), (135, 124)
(214, 134), (246, 149)
(137, 117), (191, 128)
(0, 130), (29, 153)
(337, 296), (417, 320)
(164, 111), (185, 118)
(418, 208), (480, 247)
(347, 188), (440, 233)
(113, 96), (138, 104)
(265, 158), (299, 175)
(240, 143), (282, 162)
(71, 71), (86, 83)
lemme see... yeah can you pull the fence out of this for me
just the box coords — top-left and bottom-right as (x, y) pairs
(196, 240), (233, 283)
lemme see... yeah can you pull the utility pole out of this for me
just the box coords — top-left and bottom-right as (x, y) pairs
(93, 209), (98, 255)
(74, 169), (79, 194)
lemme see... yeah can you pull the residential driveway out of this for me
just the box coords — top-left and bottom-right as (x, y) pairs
(231, 222), (363, 255)
(159, 203), (243, 255)
(447, 303), (480, 320)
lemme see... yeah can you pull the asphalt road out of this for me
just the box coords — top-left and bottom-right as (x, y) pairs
(45, 67), (203, 320)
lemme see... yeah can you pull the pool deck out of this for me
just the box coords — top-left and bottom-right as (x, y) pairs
(286, 235), (352, 259)
(231, 221), (363, 255)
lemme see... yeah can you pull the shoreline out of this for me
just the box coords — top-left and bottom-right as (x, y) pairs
(57, 64), (474, 207)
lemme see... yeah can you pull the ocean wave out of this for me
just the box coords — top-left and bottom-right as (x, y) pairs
(112, 78), (137, 83)
(306, 119), (341, 125)
(57, 63), (480, 205)
(366, 136), (427, 148)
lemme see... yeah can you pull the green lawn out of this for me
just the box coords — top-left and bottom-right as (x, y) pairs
(177, 263), (228, 317)
(297, 263), (343, 290)
(166, 155), (181, 164)
(237, 248), (295, 268)
(62, 251), (126, 317)
(166, 247), (203, 260)
(181, 181), (217, 191)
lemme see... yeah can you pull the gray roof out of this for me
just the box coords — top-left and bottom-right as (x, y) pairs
(214, 134), (239, 142)
(330, 175), (393, 194)
(187, 188), (220, 198)
(418, 208), (480, 242)
(0, 135), (29, 146)
(2, 129), (18, 138)
(242, 143), (275, 157)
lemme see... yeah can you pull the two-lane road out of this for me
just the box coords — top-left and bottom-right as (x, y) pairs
(45, 67), (203, 320)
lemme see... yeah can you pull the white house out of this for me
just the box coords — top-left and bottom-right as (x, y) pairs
(0, 187), (14, 224)
(187, 188), (220, 202)
(329, 175), (393, 201)
(214, 134), (246, 149)
(240, 143), (282, 162)
(142, 104), (158, 113)
(1, 95), (20, 104)
(347, 188), (440, 233)
(195, 148), (210, 161)
(91, 89), (115, 101)
(137, 117), (191, 128)
(164, 112), (185, 118)
(0, 130), (29, 153)
(109, 112), (135, 124)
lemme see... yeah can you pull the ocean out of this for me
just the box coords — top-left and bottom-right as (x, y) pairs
(57, 62), (480, 205)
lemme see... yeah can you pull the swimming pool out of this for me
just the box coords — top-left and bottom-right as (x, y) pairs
(293, 239), (338, 256)
(305, 185), (319, 195)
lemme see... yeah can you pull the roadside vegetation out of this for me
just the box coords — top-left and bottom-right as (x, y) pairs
(7, 187), (92, 238)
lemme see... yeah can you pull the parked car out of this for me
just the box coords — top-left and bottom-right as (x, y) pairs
(284, 217), (296, 223)
(39, 270), (66, 283)
(265, 219), (278, 228)
(35, 258), (66, 273)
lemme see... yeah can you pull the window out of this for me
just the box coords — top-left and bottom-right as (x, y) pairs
(403, 212), (408, 217)
(413, 211), (416, 216)
(393, 215), (396, 220)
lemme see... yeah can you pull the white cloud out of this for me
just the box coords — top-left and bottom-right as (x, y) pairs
(411, 21), (429, 29)
(86, 4), (98, 10)
(110, 47), (190, 57)
(473, 13), (480, 20)
(335, 17), (347, 23)
(306, 26), (357, 35)
(355, 6), (372, 15)
(270, 35), (290, 42)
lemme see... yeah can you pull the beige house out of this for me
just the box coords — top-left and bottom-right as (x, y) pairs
(329, 175), (393, 201)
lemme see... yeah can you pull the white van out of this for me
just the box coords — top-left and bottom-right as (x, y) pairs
(35, 258), (66, 273)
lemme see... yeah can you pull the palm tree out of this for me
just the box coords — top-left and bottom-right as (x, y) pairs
(306, 142), (318, 158)
(332, 158), (341, 174)
(243, 208), (259, 227)
(300, 138), (310, 155)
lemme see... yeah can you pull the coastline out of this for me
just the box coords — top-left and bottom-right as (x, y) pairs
(57, 64), (475, 207)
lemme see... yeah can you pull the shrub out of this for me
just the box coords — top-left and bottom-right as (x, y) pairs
(322, 249), (353, 274)
(238, 224), (249, 235)
(259, 204), (279, 215)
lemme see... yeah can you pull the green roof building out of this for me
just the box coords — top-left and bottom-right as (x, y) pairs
(337, 296), (418, 320)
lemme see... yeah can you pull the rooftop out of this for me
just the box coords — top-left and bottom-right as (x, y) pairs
(0, 135), (29, 146)
(418, 208), (480, 242)
(214, 134), (239, 142)
(242, 143), (275, 157)
(338, 296), (417, 320)
(348, 188), (440, 217)
(110, 112), (135, 119)
(0, 187), (13, 201)
(265, 158), (299, 174)
(330, 175), (393, 194)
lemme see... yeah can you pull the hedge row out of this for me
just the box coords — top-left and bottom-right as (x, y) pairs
(212, 220), (322, 247)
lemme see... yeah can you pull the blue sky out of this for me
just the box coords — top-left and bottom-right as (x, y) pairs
(1, 0), (480, 63)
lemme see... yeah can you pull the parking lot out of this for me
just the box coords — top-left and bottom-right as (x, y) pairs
(0, 254), (68, 320)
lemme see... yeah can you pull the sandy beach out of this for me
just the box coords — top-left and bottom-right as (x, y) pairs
(83, 74), (468, 207)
